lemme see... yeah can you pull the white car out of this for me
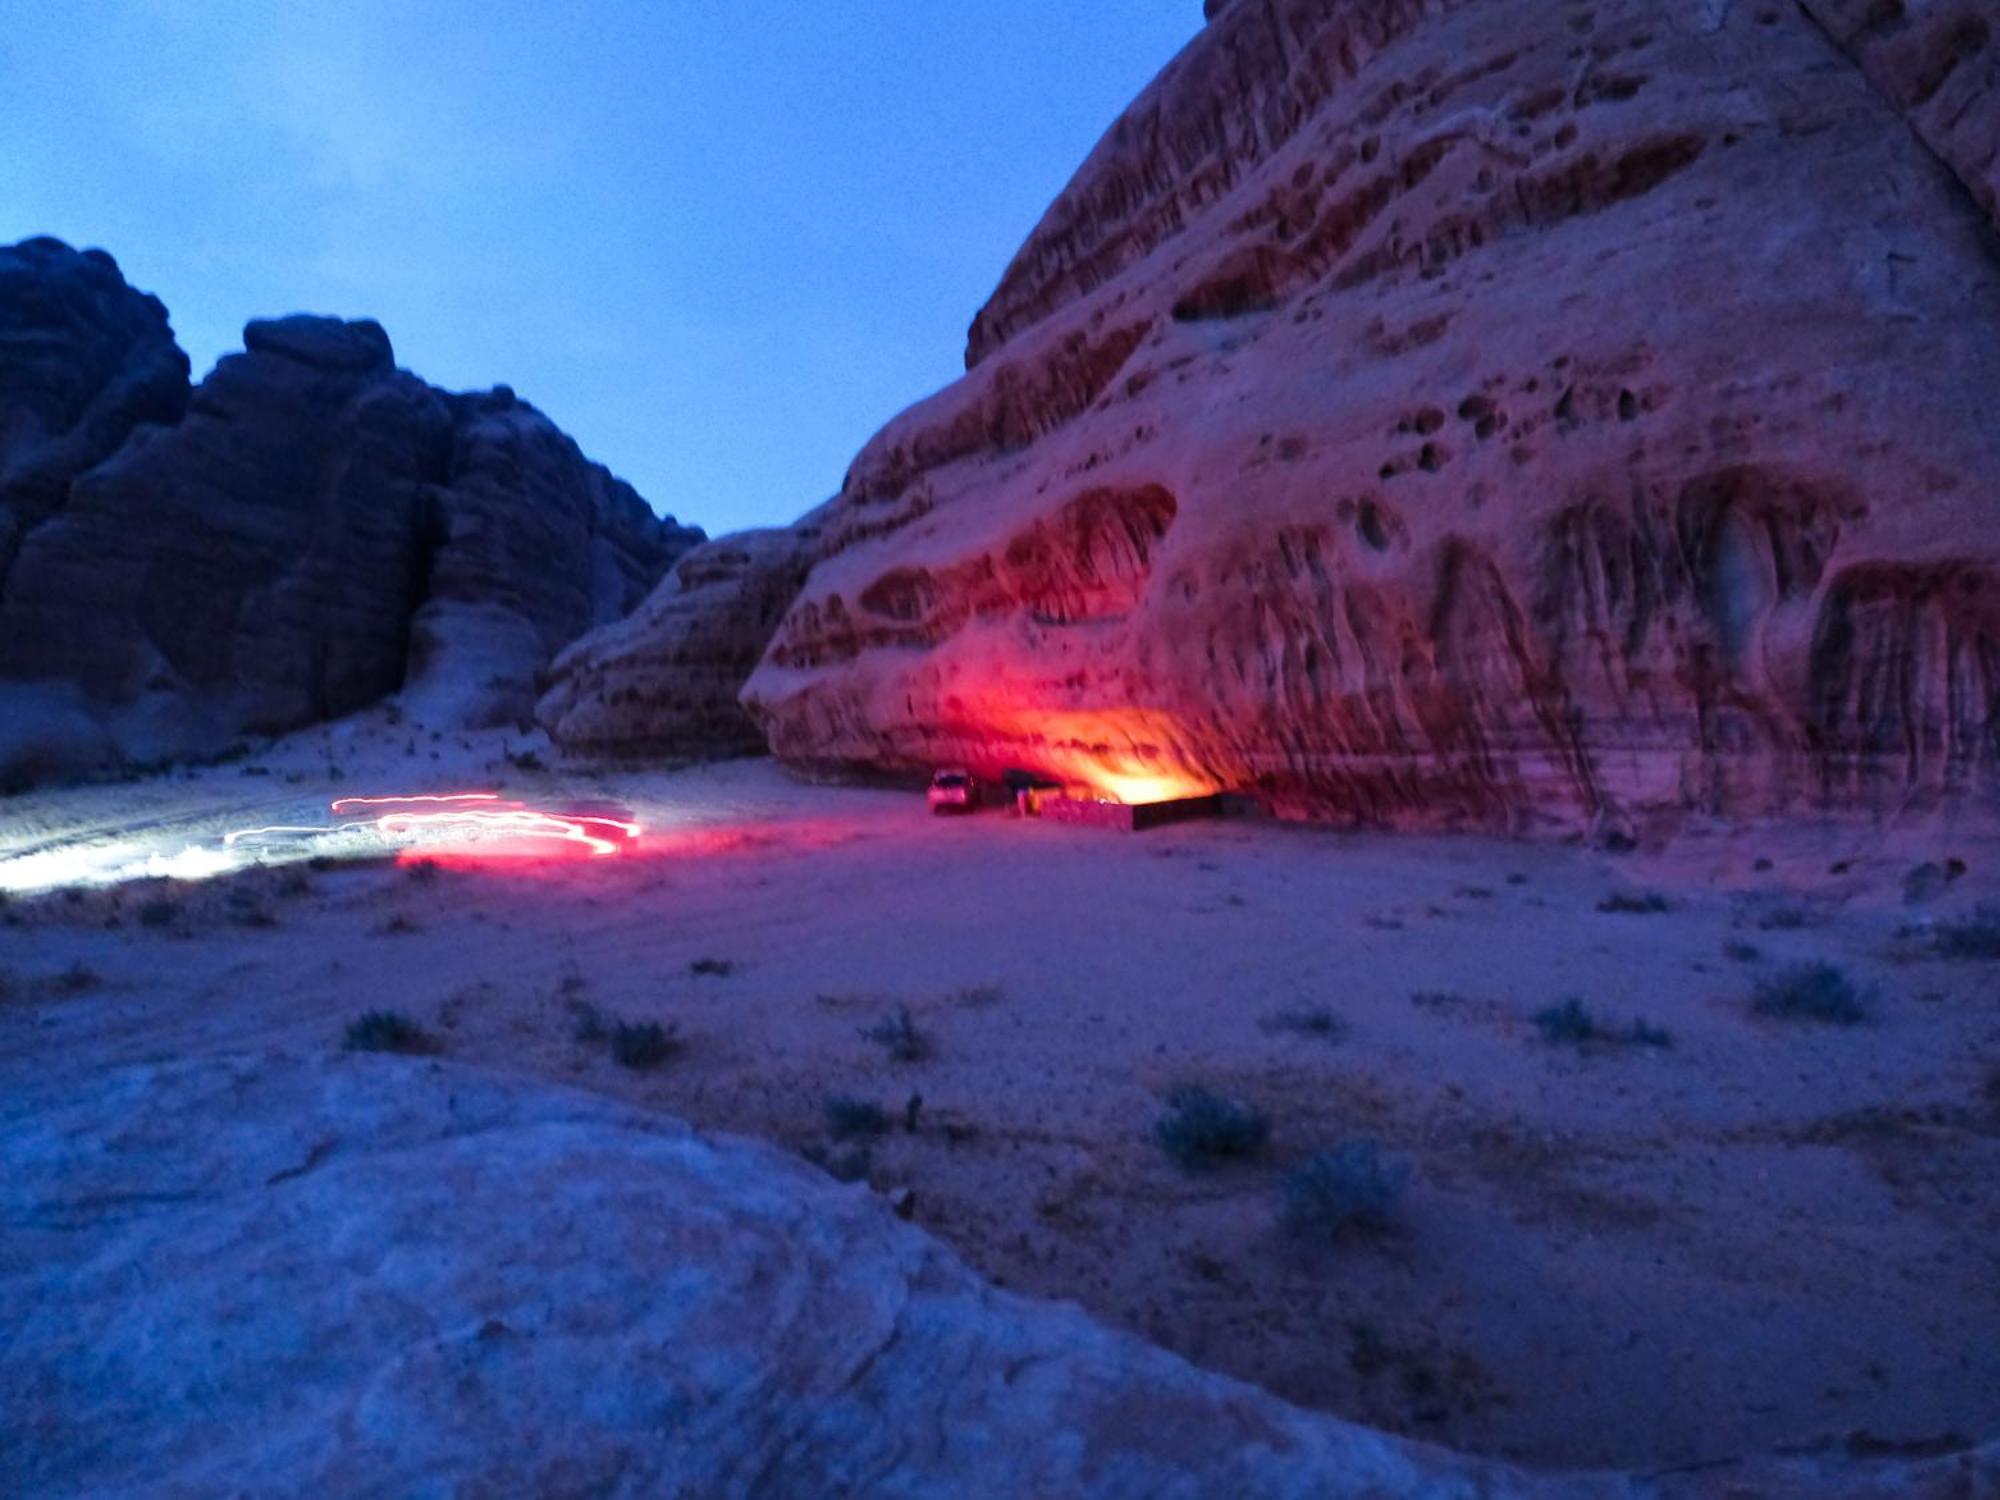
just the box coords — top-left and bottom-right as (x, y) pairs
(926, 768), (978, 814)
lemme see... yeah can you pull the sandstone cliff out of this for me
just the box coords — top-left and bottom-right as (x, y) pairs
(0, 240), (701, 783)
(733, 0), (2000, 829)
(537, 513), (824, 760)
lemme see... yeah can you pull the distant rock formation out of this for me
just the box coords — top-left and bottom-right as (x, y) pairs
(0, 239), (700, 784)
(726, 0), (2000, 829)
(5, 1050), (1991, 1497)
(0, 237), (189, 572)
(538, 514), (822, 759)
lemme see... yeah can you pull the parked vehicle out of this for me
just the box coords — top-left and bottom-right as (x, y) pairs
(927, 768), (978, 814)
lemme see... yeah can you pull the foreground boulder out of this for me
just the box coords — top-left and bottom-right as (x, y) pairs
(0, 241), (701, 784)
(738, 0), (2000, 828)
(3, 1050), (1990, 1497)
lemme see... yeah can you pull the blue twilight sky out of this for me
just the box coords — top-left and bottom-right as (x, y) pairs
(0, 3), (1200, 535)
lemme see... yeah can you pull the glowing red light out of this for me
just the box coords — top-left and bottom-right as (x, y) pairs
(375, 807), (638, 857)
(225, 791), (641, 860)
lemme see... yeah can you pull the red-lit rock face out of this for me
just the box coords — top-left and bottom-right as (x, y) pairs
(742, 0), (2000, 827)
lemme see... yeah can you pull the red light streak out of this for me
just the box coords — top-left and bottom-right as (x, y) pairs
(224, 792), (641, 860)
(375, 808), (638, 857)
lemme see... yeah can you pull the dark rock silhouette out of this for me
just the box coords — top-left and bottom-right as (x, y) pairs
(0, 238), (189, 571)
(0, 240), (700, 783)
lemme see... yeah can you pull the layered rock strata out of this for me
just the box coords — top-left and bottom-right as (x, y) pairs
(733, 0), (2000, 828)
(538, 517), (822, 759)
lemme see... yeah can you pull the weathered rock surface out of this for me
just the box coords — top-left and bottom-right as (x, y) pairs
(538, 515), (822, 759)
(741, 0), (2000, 828)
(1802, 0), (2000, 232)
(3, 1050), (1991, 1498)
(0, 238), (189, 574)
(0, 241), (700, 781)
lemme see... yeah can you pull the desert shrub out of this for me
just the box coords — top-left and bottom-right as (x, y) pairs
(55, 961), (99, 993)
(824, 1095), (890, 1139)
(405, 858), (440, 883)
(567, 1004), (677, 1068)
(860, 1005), (926, 1062)
(1935, 906), (2000, 960)
(1535, 997), (1597, 1044)
(1534, 997), (1672, 1048)
(825, 1147), (873, 1183)
(1756, 906), (1811, 931)
(1722, 940), (1762, 964)
(1347, 1322), (1392, 1375)
(1752, 962), (1867, 1024)
(343, 1010), (430, 1053)
(690, 956), (735, 977)
(1154, 1084), (1270, 1170)
(1280, 1141), (1410, 1240)
(1597, 890), (1670, 914)
(610, 1020), (677, 1070)
(136, 898), (178, 928)
(1410, 990), (1466, 1009)
(1902, 860), (1965, 905)
(1261, 1006), (1345, 1041)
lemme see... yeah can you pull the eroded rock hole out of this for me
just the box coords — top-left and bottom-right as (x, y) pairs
(1358, 501), (1393, 551)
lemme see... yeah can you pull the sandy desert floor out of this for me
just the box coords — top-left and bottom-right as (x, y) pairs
(2, 717), (1996, 1473)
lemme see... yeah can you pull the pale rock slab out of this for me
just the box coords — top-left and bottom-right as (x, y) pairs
(4, 1051), (1990, 1497)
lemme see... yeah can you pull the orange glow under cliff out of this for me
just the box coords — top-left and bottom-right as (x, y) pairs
(1084, 770), (1212, 805)
(944, 701), (1215, 803)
